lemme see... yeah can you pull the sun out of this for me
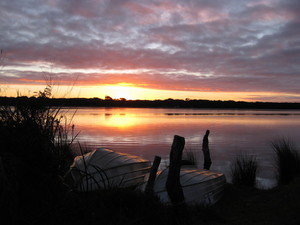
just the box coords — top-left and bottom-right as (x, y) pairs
(105, 85), (135, 100)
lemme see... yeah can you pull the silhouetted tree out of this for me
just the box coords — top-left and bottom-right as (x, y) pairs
(105, 95), (113, 101)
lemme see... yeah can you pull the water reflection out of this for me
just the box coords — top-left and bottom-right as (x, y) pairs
(103, 113), (138, 129)
(67, 108), (300, 189)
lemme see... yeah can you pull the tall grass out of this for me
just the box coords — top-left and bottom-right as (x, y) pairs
(272, 138), (300, 185)
(0, 86), (77, 224)
(65, 145), (119, 192)
(231, 153), (258, 187)
(182, 148), (197, 165)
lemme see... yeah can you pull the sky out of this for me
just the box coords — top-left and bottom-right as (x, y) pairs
(1, 0), (300, 102)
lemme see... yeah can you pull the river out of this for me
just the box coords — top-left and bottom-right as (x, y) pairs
(64, 107), (300, 189)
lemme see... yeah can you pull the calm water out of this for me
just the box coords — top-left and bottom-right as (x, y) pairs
(66, 107), (300, 189)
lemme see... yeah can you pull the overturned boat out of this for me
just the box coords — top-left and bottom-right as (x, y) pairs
(67, 148), (151, 191)
(153, 166), (226, 206)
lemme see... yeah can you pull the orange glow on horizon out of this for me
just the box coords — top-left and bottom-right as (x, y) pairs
(2, 84), (300, 103)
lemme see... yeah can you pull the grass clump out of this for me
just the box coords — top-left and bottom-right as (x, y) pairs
(182, 148), (197, 166)
(272, 138), (300, 185)
(51, 188), (173, 225)
(0, 86), (76, 224)
(231, 153), (258, 187)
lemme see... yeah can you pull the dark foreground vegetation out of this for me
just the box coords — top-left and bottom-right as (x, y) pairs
(1, 96), (300, 109)
(1, 92), (300, 225)
(34, 179), (300, 225)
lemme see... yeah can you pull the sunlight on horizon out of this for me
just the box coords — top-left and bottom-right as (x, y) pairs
(2, 84), (300, 102)
(101, 84), (138, 100)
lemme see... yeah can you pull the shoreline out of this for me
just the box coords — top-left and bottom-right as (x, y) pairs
(1, 96), (300, 109)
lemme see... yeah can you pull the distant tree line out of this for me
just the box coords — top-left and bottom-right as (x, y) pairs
(1, 96), (300, 109)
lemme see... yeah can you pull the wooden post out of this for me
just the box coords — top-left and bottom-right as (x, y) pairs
(166, 135), (185, 204)
(166, 135), (189, 224)
(145, 155), (161, 194)
(202, 130), (212, 170)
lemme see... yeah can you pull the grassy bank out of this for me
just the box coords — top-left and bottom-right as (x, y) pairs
(204, 178), (300, 225)
(32, 178), (300, 225)
(0, 89), (75, 224)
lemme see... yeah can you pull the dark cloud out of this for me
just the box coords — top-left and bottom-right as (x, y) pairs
(1, 0), (300, 101)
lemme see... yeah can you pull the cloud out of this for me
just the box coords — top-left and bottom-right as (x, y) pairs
(1, 0), (300, 101)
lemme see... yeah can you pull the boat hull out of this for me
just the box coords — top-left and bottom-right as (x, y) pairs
(68, 148), (151, 191)
(153, 167), (226, 206)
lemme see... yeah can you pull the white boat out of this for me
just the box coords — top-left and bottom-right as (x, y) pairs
(67, 148), (151, 191)
(153, 166), (226, 206)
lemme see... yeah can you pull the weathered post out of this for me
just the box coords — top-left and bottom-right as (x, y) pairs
(202, 130), (212, 170)
(145, 155), (161, 194)
(166, 135), (189, 224)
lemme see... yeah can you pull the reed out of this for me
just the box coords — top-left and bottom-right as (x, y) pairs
(231, 153), (258, 187)
(272, 138), (300, 185)
(182, 148), (197, 165)
(0, 86), (77, 223)
(65, 144), (131, 192)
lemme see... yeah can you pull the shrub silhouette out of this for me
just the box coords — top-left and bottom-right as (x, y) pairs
(272, 138), (300, 185)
